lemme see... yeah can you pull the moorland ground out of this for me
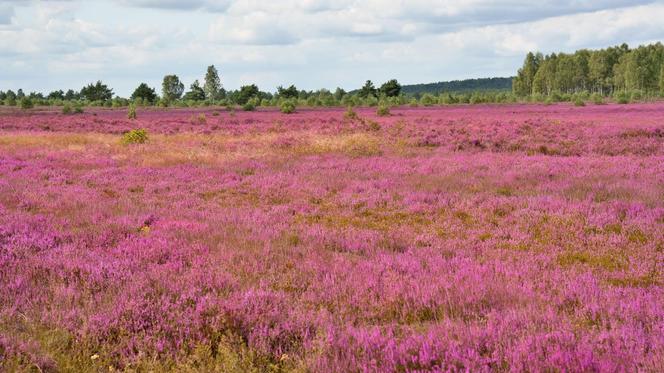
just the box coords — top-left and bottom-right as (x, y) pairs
(1, 104), (663, 372)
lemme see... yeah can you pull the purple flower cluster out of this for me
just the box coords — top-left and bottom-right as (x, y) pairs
(1, 103), (662, 371)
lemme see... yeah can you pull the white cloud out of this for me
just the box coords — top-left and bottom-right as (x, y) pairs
(0, 4), (14, 24)
(1, 0), (663, 96)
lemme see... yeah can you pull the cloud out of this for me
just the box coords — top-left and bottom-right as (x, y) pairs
(208, 11), (298, 45)
(0, 4), (14, 24)
(437, 3), (664, 57)
(118, 0), (232, 12)
(2, 0), (664, 96)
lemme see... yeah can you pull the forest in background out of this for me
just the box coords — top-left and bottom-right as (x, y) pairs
(513, 42), (664, 96)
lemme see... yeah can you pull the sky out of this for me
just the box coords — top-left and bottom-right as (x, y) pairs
(1, 0), (664, 97)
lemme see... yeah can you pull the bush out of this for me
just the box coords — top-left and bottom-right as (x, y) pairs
(127, 104), (137, 119)
(19, 97), (34, 110)
(344, 106), (359, 120)
(573, 96), (585, 107)
(376, 102), (390, 116)
(242, 102), (255, 111)
(121, 129), (148, 144)
(591, 93), (605, 105)
(409, 99), (419, 107)
(280, 100), (296, 114)
(615, 91), (630, 104)
(62, 103), (73, 114)
(420, 94), (436, 106)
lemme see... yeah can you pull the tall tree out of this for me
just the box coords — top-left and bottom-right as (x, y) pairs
(80, 81), (113, 101)
(277, 85), (298, 99)
(513, 52), (542, 96)
(131, 83), (157, 103)
(235, 84), (260, 105)
(48, 90), (65, 100)
(183, 80), (206, 101)
(203, 65), (223, 100)
(380, 79), (402, 97)
(162, 75), (184, 102)
(358, 80), (377, 98)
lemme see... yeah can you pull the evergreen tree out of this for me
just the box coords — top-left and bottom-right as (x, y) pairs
(131, 83), (157, 103)
(184, 80), (206, 101)
(80, 81), (113, 101)
(379, 79), (402, 97)
(358, 80), (377, 98)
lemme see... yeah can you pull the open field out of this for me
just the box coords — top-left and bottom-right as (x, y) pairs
(1, 104), (663, 371)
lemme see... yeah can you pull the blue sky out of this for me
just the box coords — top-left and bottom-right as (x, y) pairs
(1, 0), (663, 96)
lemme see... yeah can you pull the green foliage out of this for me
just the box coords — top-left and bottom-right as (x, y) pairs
(19, 97), (34, 110)
(379, 79), (401, 97)
(80, 80), (113, 101)
(162, 74), (185, 102)
(277, 85), (299, 99)
(236, 84), (260, 105)
(183, 80), (206, 101)
(131, 83), (157, 104)
(420, 93), (436, 106)
(280, 99), (296, 114)
(204, 65), (224, 100)
(376, 102), (390, 116)
(517, 42), (664, 97)
(127, 103), (137, 119)
(358, 80), (377, 98)
(121, 128), (148, 144)
(591, 93), (605, 105)
(242, 101), (256, 111)
(62, 103), (73, 114)
(615, 91), (630, 104)
(364, 95), (378, 107)
(48, 90), (65, 100)
(573, 96), (586, 107)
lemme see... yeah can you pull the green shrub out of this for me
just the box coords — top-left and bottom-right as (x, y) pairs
(280, 100), (296, 114)
(420, 94), (436, 106)
(409, 99), (419, 107)
(591, 93), (605, 105)
(19, 97), (34, 110)
(127, 104), (137, 119)
(74, 105), (84, 114)
(121, 128), (148, 144)
(573, 97), (585, 107)
(376, 102), (390, 116)
(62, 103), (73, 114)
(242, 102), (255, 111)
(615, 91), (630, 104)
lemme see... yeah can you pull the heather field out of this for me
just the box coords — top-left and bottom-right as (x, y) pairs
(1, 103), (663, 372)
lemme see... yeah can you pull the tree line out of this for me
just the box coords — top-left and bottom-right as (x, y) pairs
(513, 42), (664, 97)
(0, 65), (409, 110)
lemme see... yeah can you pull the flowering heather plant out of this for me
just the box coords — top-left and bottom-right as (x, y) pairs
(0, 103), (663, 371)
